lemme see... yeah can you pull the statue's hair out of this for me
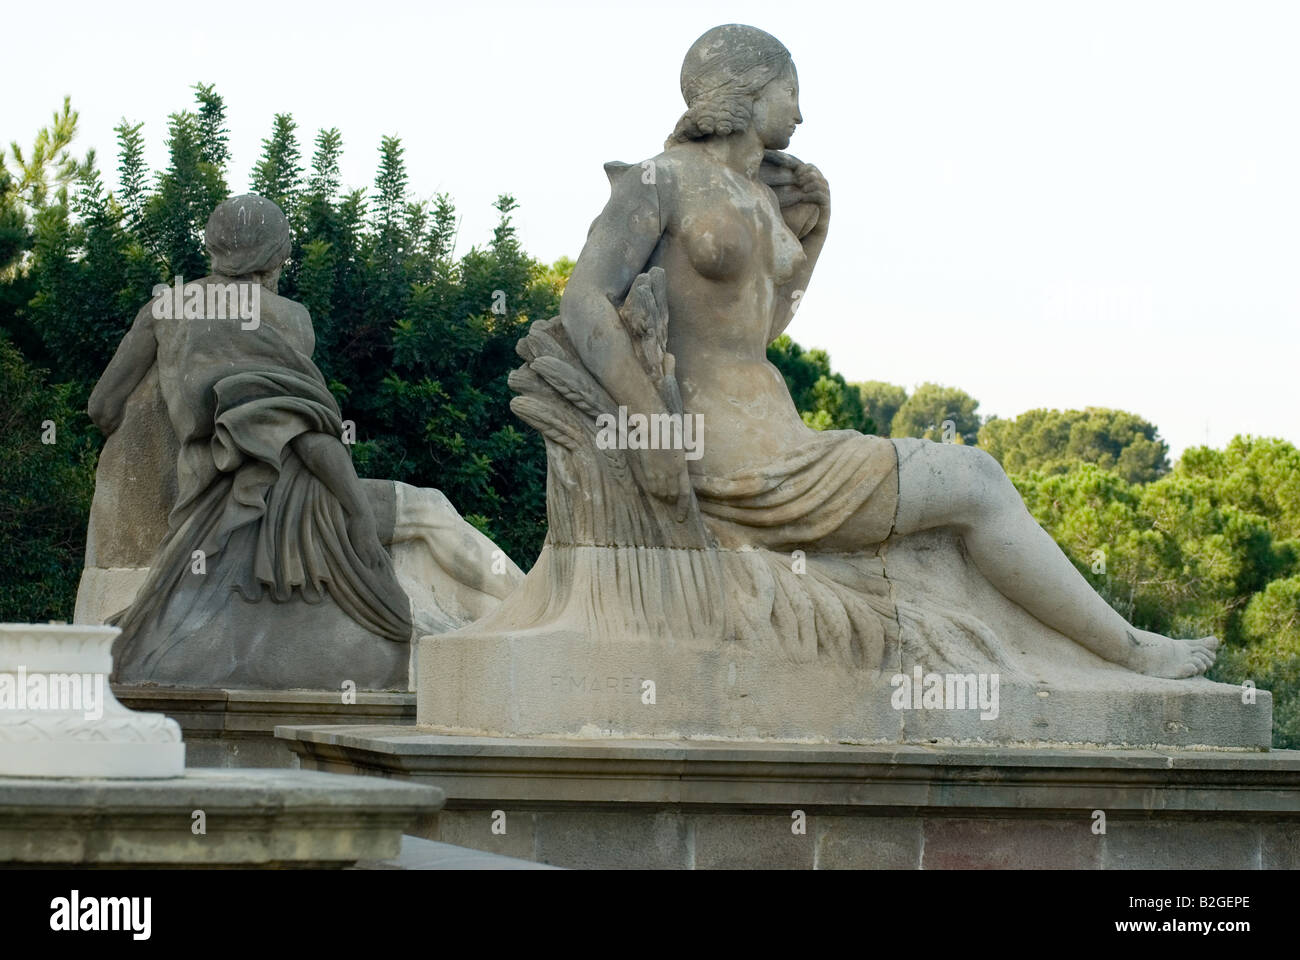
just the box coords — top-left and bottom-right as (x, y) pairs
(667, 24), (793, 146)
(204, 194), (291, 277)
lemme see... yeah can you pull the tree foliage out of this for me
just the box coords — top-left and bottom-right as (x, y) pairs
(853, 380), (907, 437)
(979, 406), (1170, 483)
(1012, 438), (1300, 746)
(766, 334), (871, 432)
(890, 382), (981, 444)
(0, 336), (97, 621)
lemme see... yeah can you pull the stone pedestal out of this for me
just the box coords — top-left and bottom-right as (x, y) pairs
(420, 530), (1272, 750)
(276, 725), (1300, 869)
(0, 768), (442, 867)
(0, 624), (183, 777)
(0, 622), (440, 868)
(418, 630), (1269, 749)
(113, 686), (415, 768)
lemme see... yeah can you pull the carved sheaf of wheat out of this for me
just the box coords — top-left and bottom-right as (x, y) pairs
(616, 268), (688, 417)
(506, 367), (537, 392)
(531, 356), (615, 420)
(509, 397), (586, 450)
(508, 275), (693, 508)
(518, 327), (574, 366)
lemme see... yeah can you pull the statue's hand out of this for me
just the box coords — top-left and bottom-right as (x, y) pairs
(793, 162), (830, 214)
(637, 445), (692, 522)
(346, 508), (389, 570)
(761, 151), (830, 237)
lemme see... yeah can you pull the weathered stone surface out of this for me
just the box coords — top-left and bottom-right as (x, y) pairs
(1100, 821), (1261, 870)
(429, 809), (538, 862)
(534, 810), (691, 870)
(920, 818), (1101, 870)
(693, 814), (815, 869)
(113, 685), (415, 768)
(73, 567), (151, 633)
(277, 726), (1300, 869)
(80, 364), (176, 572)
(355, 834), (558, 870)
(1260, 824), (1300, 870)
(815, 818), (923, 870)
(0, 768), (442, 867)
(417, 535), (1271, 747)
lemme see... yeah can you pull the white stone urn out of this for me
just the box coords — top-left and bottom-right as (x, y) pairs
(0, 623), (183, 777)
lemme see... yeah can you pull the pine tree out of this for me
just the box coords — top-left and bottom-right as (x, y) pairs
(0, 164), (29, 277)
(7, 97), (91, 211)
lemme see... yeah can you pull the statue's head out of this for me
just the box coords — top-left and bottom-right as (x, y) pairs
(205, 194), (291, 285)
(668, 24), (800, 149)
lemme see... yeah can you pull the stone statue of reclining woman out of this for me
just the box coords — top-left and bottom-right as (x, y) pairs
(479, 24), (1219, 692)
(87, 195), (521, 690)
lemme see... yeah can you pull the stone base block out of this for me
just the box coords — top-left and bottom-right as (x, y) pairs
(113, 685), (415, 768)
(0, 768), (442, 867)
(73, 566), (148, 627)
(417, 631), (1270, 749)
(277, 725), (1300, 869)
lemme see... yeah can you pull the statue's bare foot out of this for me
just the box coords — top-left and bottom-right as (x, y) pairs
(346, 512), (387, 570)
(1122, 629), (1218, 678)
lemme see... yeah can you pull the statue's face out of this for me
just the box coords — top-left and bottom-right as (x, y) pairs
(752, 63), (801, 150)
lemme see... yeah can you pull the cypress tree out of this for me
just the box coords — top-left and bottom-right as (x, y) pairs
(113, 119), (148, 231)
(193, 82), (230, 173)
(250, 113), (303, 217)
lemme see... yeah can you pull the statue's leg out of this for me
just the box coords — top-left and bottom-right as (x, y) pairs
(889, 438), (1217, 679)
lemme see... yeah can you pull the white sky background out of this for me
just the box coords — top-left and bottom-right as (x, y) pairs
(5, 0), (1298, 461)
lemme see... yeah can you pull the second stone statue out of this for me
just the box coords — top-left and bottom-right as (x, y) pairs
(81, 195), (523, 690)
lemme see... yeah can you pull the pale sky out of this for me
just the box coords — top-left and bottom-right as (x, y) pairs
(7, 0), (1298, 461)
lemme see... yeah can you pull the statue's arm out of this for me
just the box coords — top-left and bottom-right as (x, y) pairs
(296, 300), (317, 358)
(772, 222), (829, 341)
(562, 164), (670, 421)
(88, 304), (157, 436)
(764, 152), (831, 342)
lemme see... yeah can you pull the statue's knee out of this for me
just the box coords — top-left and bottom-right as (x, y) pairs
(949, 443), (997, 477)
(951, 445), (1016, 509)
